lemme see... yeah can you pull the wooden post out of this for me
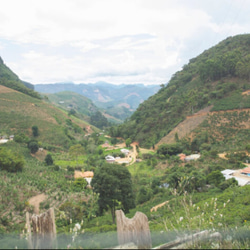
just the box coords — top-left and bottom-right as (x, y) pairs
(116, 210), (152, 249)
(31, 207), (57, 249)
(26, 212), (33, 249)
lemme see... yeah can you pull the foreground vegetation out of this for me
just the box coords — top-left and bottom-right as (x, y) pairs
(0, 128), (250, 248)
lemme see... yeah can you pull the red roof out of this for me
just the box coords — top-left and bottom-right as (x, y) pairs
(241, 167), (250, 174)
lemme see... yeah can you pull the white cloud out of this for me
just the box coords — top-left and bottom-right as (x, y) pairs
(0, 0), (250, 85)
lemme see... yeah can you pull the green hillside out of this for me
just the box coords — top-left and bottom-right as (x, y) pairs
(112, 34), (250, 148)
(0, 85), (98, 150)
(45, 91), (113, 129)
(0, 57), (41, 99)
(45, 91), (98, 117)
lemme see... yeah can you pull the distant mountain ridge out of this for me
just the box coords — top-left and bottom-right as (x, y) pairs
(35, 82), (160, 120)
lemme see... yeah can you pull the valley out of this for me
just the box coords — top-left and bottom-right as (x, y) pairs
(0, 34), (250, 249)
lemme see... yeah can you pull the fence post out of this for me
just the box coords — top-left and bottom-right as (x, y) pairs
(116, 209), (152, 249)
(31, 207), (57, 249)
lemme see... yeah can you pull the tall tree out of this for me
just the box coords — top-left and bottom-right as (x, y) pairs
(32, 125), (39, 137)
(91, 164), (135, 224)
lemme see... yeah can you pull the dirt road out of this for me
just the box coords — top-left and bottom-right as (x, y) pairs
(28, 193), (47, 214)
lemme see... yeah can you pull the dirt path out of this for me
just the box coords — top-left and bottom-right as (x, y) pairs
(28, 193), (47, 214)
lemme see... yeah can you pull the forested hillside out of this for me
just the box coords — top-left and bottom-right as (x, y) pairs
(0, 57), (41, 99)
(111, 34), (250, 148)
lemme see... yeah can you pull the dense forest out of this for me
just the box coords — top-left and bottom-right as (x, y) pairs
(111, 34), (250, 148)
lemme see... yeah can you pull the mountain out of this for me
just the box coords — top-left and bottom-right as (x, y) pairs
(44, 91), (117, 128)
(0, 56), (40, 99)
(35, 82), (160, 120)
(112, 34), (250, 148)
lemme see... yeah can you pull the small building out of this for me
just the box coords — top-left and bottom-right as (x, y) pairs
(221, 169), (250, 186)
(221, 169), (236, 180)
(82, 171), (94, 185)
(184, 154), (201, 161)
(178, 153), (186, 161)
(105, 155), (115, 163)
(121, 149), (130, 155)
(74, 170), (94, 186)
(241, 167), (250, 177)
(0, 139), (8, 144)
(233, 177), (250, 186)
(9, 135), (14, 140)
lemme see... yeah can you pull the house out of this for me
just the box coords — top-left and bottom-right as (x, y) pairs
(121, 149), (130, 155)
(184, 154), (201, 161)
(9, 135), (14, 140)
(221, 169), (236, 180)
(178, 153), (186, 161)
(105, 155), (115, 163)
(0, 139), (8, 144)
(233, 177), (250, 186)
(241, 167), (250, 177)
(82, 171), (94, 185)
(221, 169), (250, 186)
(74, 170), (94, 186)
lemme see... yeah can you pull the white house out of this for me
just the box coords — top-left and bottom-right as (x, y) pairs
(233, 177), (250, 186)
(105, 155), (115, 163)
(221, 169), (250, 186)
(184, 154), (201, 161)
(221, 169), (236, 180)
(121, 149), (130, 155)
(0, 139), (8, 144)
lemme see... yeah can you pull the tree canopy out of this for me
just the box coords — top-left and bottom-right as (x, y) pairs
(0, 148), (25, 172)
(91, 163), (135, 224)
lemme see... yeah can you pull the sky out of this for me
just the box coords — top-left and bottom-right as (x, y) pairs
(0, 0), (250, 85)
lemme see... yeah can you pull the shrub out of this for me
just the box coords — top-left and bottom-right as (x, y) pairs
(0, 148), (25, 172)
(45, 154), (53, 166)
(27, 140), (39, 154)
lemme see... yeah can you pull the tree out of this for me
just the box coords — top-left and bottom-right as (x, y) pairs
(32, 125), (39, 137)
(45, 154), (53, 166)
(174, 132), (179, 142)
(207, 170), (225, 187)
(0, 148), (25, 172)
(125, 138), (132, 147)
(91, 164), (135, 224)
(68, 109), (76, 116)
(28, 140), (39, 154)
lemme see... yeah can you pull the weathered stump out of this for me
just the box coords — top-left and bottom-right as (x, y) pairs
(116, 210), (152, 249)
(26, 207), (57, 249)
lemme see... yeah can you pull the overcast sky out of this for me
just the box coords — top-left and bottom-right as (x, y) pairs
(0, 0), (249, 85)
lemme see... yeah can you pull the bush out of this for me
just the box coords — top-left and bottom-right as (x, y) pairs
(27, 140), (39, 154)
(0, 148), (25, 172)
(45, 154), (53, 166)
(219, 178), (238, 190)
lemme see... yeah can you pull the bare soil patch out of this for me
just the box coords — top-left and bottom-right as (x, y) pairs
(28, 193), (47, 214)
(0, 85), (18, 93)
